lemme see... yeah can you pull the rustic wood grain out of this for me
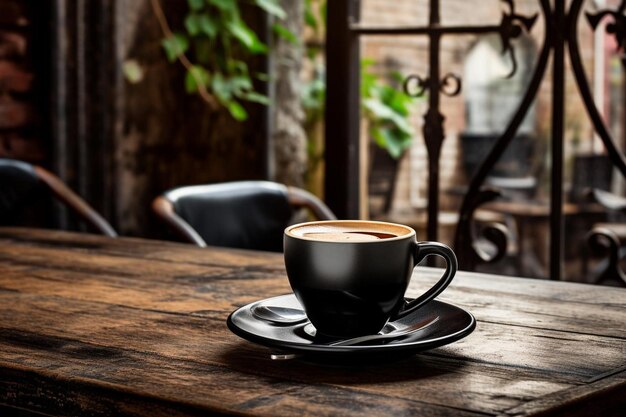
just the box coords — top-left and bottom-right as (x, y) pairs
(0, 228), (624, 417)
(502, 370), (626, 417)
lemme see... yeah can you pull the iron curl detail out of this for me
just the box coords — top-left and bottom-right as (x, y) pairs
(439, 73), (462, 97)
(499, 0), (538, 78)
(403, 74), (429, 98)
(455, 0), (551, 272)
(586, 227), (626, 285)
(586, 0), (626, 68)
(569, 0), (626, 178)
(456, 188), (511, 268)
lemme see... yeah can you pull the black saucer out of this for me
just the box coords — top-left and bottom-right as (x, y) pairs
(227, 294), (476, 359)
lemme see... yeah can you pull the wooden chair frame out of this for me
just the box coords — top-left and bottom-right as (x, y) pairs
(0, 160), (117, 237)
(35, 166), (117, 237)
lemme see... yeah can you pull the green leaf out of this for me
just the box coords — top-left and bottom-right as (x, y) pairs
(227, 20), (267, 54)
(255, 72), (269, 82)
(371, 126), (411, 159)
(388, 93), (411, 116)
(161, 33), (189, 62)
(320, 0), (327, 27)
(198, 14), (217, 38)
(363, 99), (413, 134)
(301, 76), (325, 111)
(122, 59), (144, 84)
(305, 11), (317, 31)
(227, 100), (248, 120)
(359, 57), (416, 157)
(211, 72), (232, 101)
(227, 59), (249, 74)
(254, 0), (286, 19)
(185, 65), (210, 93)
(306, 46), (318, 60)
(240, 91), (270, 105)
(272, 23), (298, 44)
(304, 0), (318, 32)
(228, 75), (253, 92)
(186, 13), (217, 38)
(207, 0), (235, 11)
(188, 0), (204, 11)
(380, 129), (406, 159)
(371, 127), (387, 150)
(184, 14), (201, 36)
(360, 59), (378, 97)
(390, 70), (404, 83)
(363, 98), (394, 119)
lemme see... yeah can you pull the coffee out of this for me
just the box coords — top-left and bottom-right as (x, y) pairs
(289, 222), (408, 243)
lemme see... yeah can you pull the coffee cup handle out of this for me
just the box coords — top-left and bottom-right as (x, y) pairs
(393, 241), (458, 320)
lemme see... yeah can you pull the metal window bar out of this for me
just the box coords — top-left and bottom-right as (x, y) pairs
(324, 0), (626, 280)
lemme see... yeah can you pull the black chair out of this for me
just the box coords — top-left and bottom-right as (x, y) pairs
(0, 158), (117, 237)
(152, 181), (336, 251)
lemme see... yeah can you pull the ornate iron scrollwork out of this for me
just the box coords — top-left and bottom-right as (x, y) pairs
(455, 0), (550, 271)
(499, 0), (539, 78)
(570, 0), (626, 178)
(401, 0), (538, 99)
(567, 0), (626, 285)
(457, 188), (510, 266)
(586, 227), (626, 285)
(396, 0), (542, 269)
(439, 73), (462, 97)
(350, 0), (626, 280)
(402, 74), (429, 97)
(402, 73), (462, 98)
(586, 0), (626, 68)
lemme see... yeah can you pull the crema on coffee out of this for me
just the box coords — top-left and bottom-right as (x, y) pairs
(287, 221), (412, 242)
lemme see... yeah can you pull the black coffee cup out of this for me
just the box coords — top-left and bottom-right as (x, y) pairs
(284, 220), (457, 338)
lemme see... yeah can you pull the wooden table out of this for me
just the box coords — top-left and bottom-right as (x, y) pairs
(0, 228), (624, 417)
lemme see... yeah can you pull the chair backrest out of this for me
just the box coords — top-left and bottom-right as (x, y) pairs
(0, 158), (117, 237)
(152, 181), (336, 251)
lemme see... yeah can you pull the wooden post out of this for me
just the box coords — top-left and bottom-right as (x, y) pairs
(324, 0), (361, 219)
(50, 0), (121, 229)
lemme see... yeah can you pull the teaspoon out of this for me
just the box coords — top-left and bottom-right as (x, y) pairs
(252, 305), (308, 325)
(270, 315), (440, 360)
(327, 315), (439, 346)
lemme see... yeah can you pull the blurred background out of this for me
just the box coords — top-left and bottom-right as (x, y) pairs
(1, 0), (625, 285)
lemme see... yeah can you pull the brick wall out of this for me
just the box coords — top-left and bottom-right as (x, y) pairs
(0, 0), (46, 164)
